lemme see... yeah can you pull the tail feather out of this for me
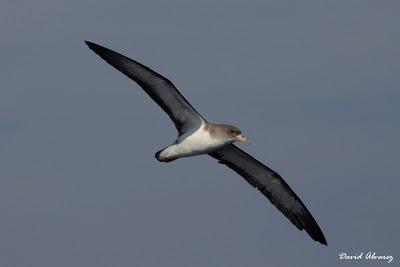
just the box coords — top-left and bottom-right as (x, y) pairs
(155, 149), (177, 162)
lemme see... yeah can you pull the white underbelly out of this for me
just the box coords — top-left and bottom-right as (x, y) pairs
(159, 124), (226, 160)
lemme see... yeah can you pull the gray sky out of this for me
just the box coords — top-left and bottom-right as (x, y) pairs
(0, 1), (399, 266)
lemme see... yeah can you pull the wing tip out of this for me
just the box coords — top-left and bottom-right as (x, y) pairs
(318, 233), (328, 246)
(84, 40), (100, 51)
(289, 209), (328, 246)
(306, 222), (328, 246)
(84, 40), (115, 63)
(314, 233), (328, 246)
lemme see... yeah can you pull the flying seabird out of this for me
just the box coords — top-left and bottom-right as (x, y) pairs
(85, 41), (327, 245)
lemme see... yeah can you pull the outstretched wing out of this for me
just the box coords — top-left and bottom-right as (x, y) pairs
(209, 144), (327, 245)
(85, 41), (204, 134)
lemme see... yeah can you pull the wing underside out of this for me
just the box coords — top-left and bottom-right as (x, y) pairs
(86, 41), (204, 134)
(209, 144), (327, 245)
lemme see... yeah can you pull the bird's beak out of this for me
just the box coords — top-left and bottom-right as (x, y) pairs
(236, 134), (250, 144)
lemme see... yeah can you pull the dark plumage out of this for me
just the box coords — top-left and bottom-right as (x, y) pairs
(209, 144), (327, 245)
(85, 41), (203, 135)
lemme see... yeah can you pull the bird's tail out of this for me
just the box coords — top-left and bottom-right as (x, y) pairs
(155, 148), (178, 162)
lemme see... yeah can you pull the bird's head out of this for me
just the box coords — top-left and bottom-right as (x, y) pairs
(219, 125), (250, 144)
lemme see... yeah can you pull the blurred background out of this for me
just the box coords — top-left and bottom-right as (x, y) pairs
(0, 1), (398, 266)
